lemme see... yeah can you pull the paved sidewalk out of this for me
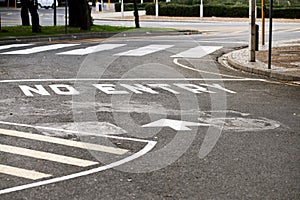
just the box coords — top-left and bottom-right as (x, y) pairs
(225, 40), (300, 81)
(92, 11), (300, 23)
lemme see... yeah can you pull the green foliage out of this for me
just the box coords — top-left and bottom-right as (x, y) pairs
(0, 25), (134, 38)
(115, 2), (149, 12)
(145, 3), (300, 18)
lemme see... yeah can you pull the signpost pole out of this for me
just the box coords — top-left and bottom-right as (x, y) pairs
(261, 0), (265, 45)
(65, 0), (68, 34)
(200, 0), (203, 18)
(249, 0), (256, 62)
(54, 0), (57, 26)
(155, 0), (158, 18)
(268, 0), (273, 69)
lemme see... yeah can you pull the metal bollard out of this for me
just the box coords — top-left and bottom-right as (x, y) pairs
(255, 24), (259, 51)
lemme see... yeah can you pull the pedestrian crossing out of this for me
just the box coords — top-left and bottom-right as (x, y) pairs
(0, 43), (223, 58)
(0, 128), (129, 180)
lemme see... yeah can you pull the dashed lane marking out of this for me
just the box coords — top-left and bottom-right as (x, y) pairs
(114, 44), (174, 56)
(171, 46), (223, 58)
(0, 128), (129, 155)
(1, 44), (80, 55)
(0, 44), (33, 51)
(57, 44), (126, 55)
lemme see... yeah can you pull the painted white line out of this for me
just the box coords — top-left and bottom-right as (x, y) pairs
(197, 41), (247, 44)
(0, 122), (157, 195)
(0, 121), (152, 143)
(57, 44), (126, 55)
(0, 78), (265, 83)
(173, 58), (248, 79)
(1, 44), (80, 55)
(0, 128), (128, 155)
(0, 44), (33, 51)
(171, 46), (223, 58)
(115, 45), (174, 56)
(0, 164), (51, 180)
(0, 144), (98, 167)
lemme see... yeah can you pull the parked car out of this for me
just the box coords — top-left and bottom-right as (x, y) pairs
(37, 0), (58, 9)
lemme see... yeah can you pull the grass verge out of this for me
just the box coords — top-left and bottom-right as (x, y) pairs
(0, 25), (135, 38)
(0, 25), (177, 38)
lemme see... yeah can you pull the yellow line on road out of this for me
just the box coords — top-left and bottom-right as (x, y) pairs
(0, 164), (51, 180)
(0, 128), (128, 155)
(0, 144), (98, 167)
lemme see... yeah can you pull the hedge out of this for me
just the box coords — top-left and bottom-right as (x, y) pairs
(115, 3), (149, 12)
(145, 4), (300, 18)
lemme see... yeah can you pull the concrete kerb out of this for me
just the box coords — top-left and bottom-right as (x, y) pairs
(225, 48), (300, 81)
(0, 30), (198, 45)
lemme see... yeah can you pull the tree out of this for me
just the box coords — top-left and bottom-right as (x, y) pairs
(69, 0), (92, 30)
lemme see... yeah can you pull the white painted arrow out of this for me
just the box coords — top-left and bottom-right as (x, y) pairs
(142, 119), (210, 131)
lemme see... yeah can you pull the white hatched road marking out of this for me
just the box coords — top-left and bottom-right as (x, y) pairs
(0, 128), (128, 155)
(115, 44), (174, 56)
(0, 43), (224, 58)
(1, 44), (80, 55)
(171, 46), (223, 58)
(0, 164), (51, 180)
(0, 122), (156, 195)
(57, 44), (127, 55)
(0, 44), (33, 51)
(0, 144), (98, 167)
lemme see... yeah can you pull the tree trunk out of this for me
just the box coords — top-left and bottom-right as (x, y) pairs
(69, 0), (92, 30)
(133, 0), (140, 28)
(20, 0), (41, 33)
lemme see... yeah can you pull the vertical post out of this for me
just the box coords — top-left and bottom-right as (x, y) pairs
(15, 0), (17, 8)
(108, 0), (110, 11)
(268, 0), (273, 69)
(261, 0), (265, 45)
(200, 0), (203, 18)
(249, 0), (256, 62)
(54, 0), (57, 26)
(120, 0), (123, 17)
(155, 0), (158, 18)
(65, 0), (68, 34)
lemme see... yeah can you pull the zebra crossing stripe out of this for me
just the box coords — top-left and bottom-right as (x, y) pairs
(1, 44), (80, 55)
(0, 144), (98, 167)
(171, 46), (223, 58)
(0, 44), (33, 51)
(57, 44), (126, 55)
(0, 128), (129, 155)
(0, 164), (51, 180)
(115, 44), (174, 56)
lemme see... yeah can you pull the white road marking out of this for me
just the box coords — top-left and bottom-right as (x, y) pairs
(0, 164), (51, 180)
(0, 122), (157, 195)
(0, 44), (33, 51)
(173, 58), (245, 79)
(57, 44), (126, 55)
(171, 46), (223, 58)
(0, 78), (265, 83)
(1, 44), (80, 55)
(115, 44), (174, 56)
(0, 144), (98, 167)
(0, 128), (129, 155)
(142, 119), (210, 131)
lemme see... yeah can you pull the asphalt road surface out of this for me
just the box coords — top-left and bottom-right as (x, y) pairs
(0, 26), (299, 199)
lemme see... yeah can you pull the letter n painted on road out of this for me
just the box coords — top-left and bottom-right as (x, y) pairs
(19, 85), (50, 97)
